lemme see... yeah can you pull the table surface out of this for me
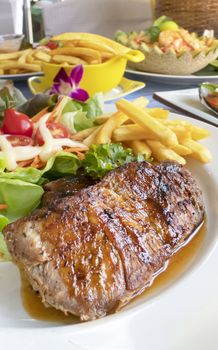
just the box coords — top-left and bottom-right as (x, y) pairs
(15, 72), (193, 110)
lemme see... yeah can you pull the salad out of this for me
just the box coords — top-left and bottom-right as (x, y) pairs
(0, 76), (143, 261)
(115, 16), (216, 55)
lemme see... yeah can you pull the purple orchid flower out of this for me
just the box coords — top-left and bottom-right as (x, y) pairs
(50, 65), (89, 102)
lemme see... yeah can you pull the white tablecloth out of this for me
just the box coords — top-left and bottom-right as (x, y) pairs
(38, 0), (153, 38)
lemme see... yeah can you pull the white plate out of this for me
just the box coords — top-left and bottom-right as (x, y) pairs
(126, 68), (218, 86)
(0, 72), (43, 82)
(154, 88), (218, 127)
(0, 112), (218, 349)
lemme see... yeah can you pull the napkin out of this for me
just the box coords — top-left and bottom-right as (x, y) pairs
(38, 0), (153, 38)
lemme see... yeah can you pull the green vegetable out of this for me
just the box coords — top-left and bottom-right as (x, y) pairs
(153, 15), (171, 28)
(0, 81), (26, 120)
(0, 151), (80, 184)
(0, 179), (44, 222)
(60, 93), (104, 132)
(17, 93), (54, 117)
(83, 93), (104, 119)
(146, 26), (160, 43)
(82, 143), (145, 180)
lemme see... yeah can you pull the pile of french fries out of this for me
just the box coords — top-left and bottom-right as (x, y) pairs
(0, 39), (116, 76)
(72, 97), (212, 165)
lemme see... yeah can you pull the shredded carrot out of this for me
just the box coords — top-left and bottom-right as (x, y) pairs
(30, 156), (45, 169)
(17, 156), (45, 169)
(17, 159), (34, 167)
(48, 95), (66, 122)
(63, 147), (86, 159)
(0, 204), (7, 210)
(31, 107), (49, 123)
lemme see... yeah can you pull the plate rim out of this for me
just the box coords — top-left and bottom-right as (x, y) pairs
(0, 71), (43, 81)
(125, 68), (218, 80)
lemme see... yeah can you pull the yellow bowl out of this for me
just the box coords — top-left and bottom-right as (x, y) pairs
(40, 49), (144, 96)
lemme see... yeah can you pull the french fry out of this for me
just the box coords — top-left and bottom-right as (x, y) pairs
(52, 34), (116, 54)
(34, 50), (51, 63)
(133, 96), (149, 108)
(95, 113), (113, 124)
(0, 62), (41, 72)
(182, 139), (212, 163)
(189, 125), (210, 140)
(18, 49), (33, 64)
(145, 108), (169, 119)
(112, 124), (156, 142)
(52, 54), (87, 65)
(94, 111), (128, 144)
(49, 47), (101, 63)
(0, 68), (3, 75)
(0, 51), (22, 60)
(8, 69), (20, 74)
(116, 99), (178, 147)
(0, 60), (14, 65)
(172, 144), (192, 156)
(72, 126), (99, 141)
(146, 140), (186, 165)
(99, 51), (114, 60)
(167, 125), (191, 143)
(26, 51), (35, 63)
(126, 140), (152, 158)
(83, 126), (102, 147)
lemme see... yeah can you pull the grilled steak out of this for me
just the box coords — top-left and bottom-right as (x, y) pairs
(42, 174), (94, 207)
(4, 161), (204, 321)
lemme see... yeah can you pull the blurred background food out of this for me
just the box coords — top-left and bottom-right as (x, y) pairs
(0, 1), (218, 78)
(115, 16), (218, 75)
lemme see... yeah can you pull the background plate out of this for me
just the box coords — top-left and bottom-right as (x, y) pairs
(0, 72), (43, 82)
(126, 68), (218, 86)
(154, 88), (218, 127)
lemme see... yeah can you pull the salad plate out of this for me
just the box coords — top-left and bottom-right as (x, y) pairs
(28, 76), (145, 102)
(125, 68), (218, 86)
(0, 109), (218, 350)
(153, 88), (218, 127)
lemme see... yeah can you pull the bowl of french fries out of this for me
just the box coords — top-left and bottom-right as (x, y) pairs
(74, 96), (211, 165)
(0, 33), (144, 88)
(39, 32), (145, 96)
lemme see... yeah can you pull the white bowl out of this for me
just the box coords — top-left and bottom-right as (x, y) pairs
(0, 34), (24, 53)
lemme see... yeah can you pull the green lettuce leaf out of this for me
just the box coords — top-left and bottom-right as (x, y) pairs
(0, 178), (44, 221)
(82, 93), (104, 118)
(0, 151), (80, 184)
(60, 93), (104, 132)
(82, 143), (145, 179)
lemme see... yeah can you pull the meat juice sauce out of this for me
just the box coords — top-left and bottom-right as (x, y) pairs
(20, 222), (207, 324)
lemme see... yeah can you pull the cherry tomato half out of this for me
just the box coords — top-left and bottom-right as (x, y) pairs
(35, 122), (71, 146)
(2, 109), (33, 137)
(47, 41), (58, 50)
(5, 135), (33, 147)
